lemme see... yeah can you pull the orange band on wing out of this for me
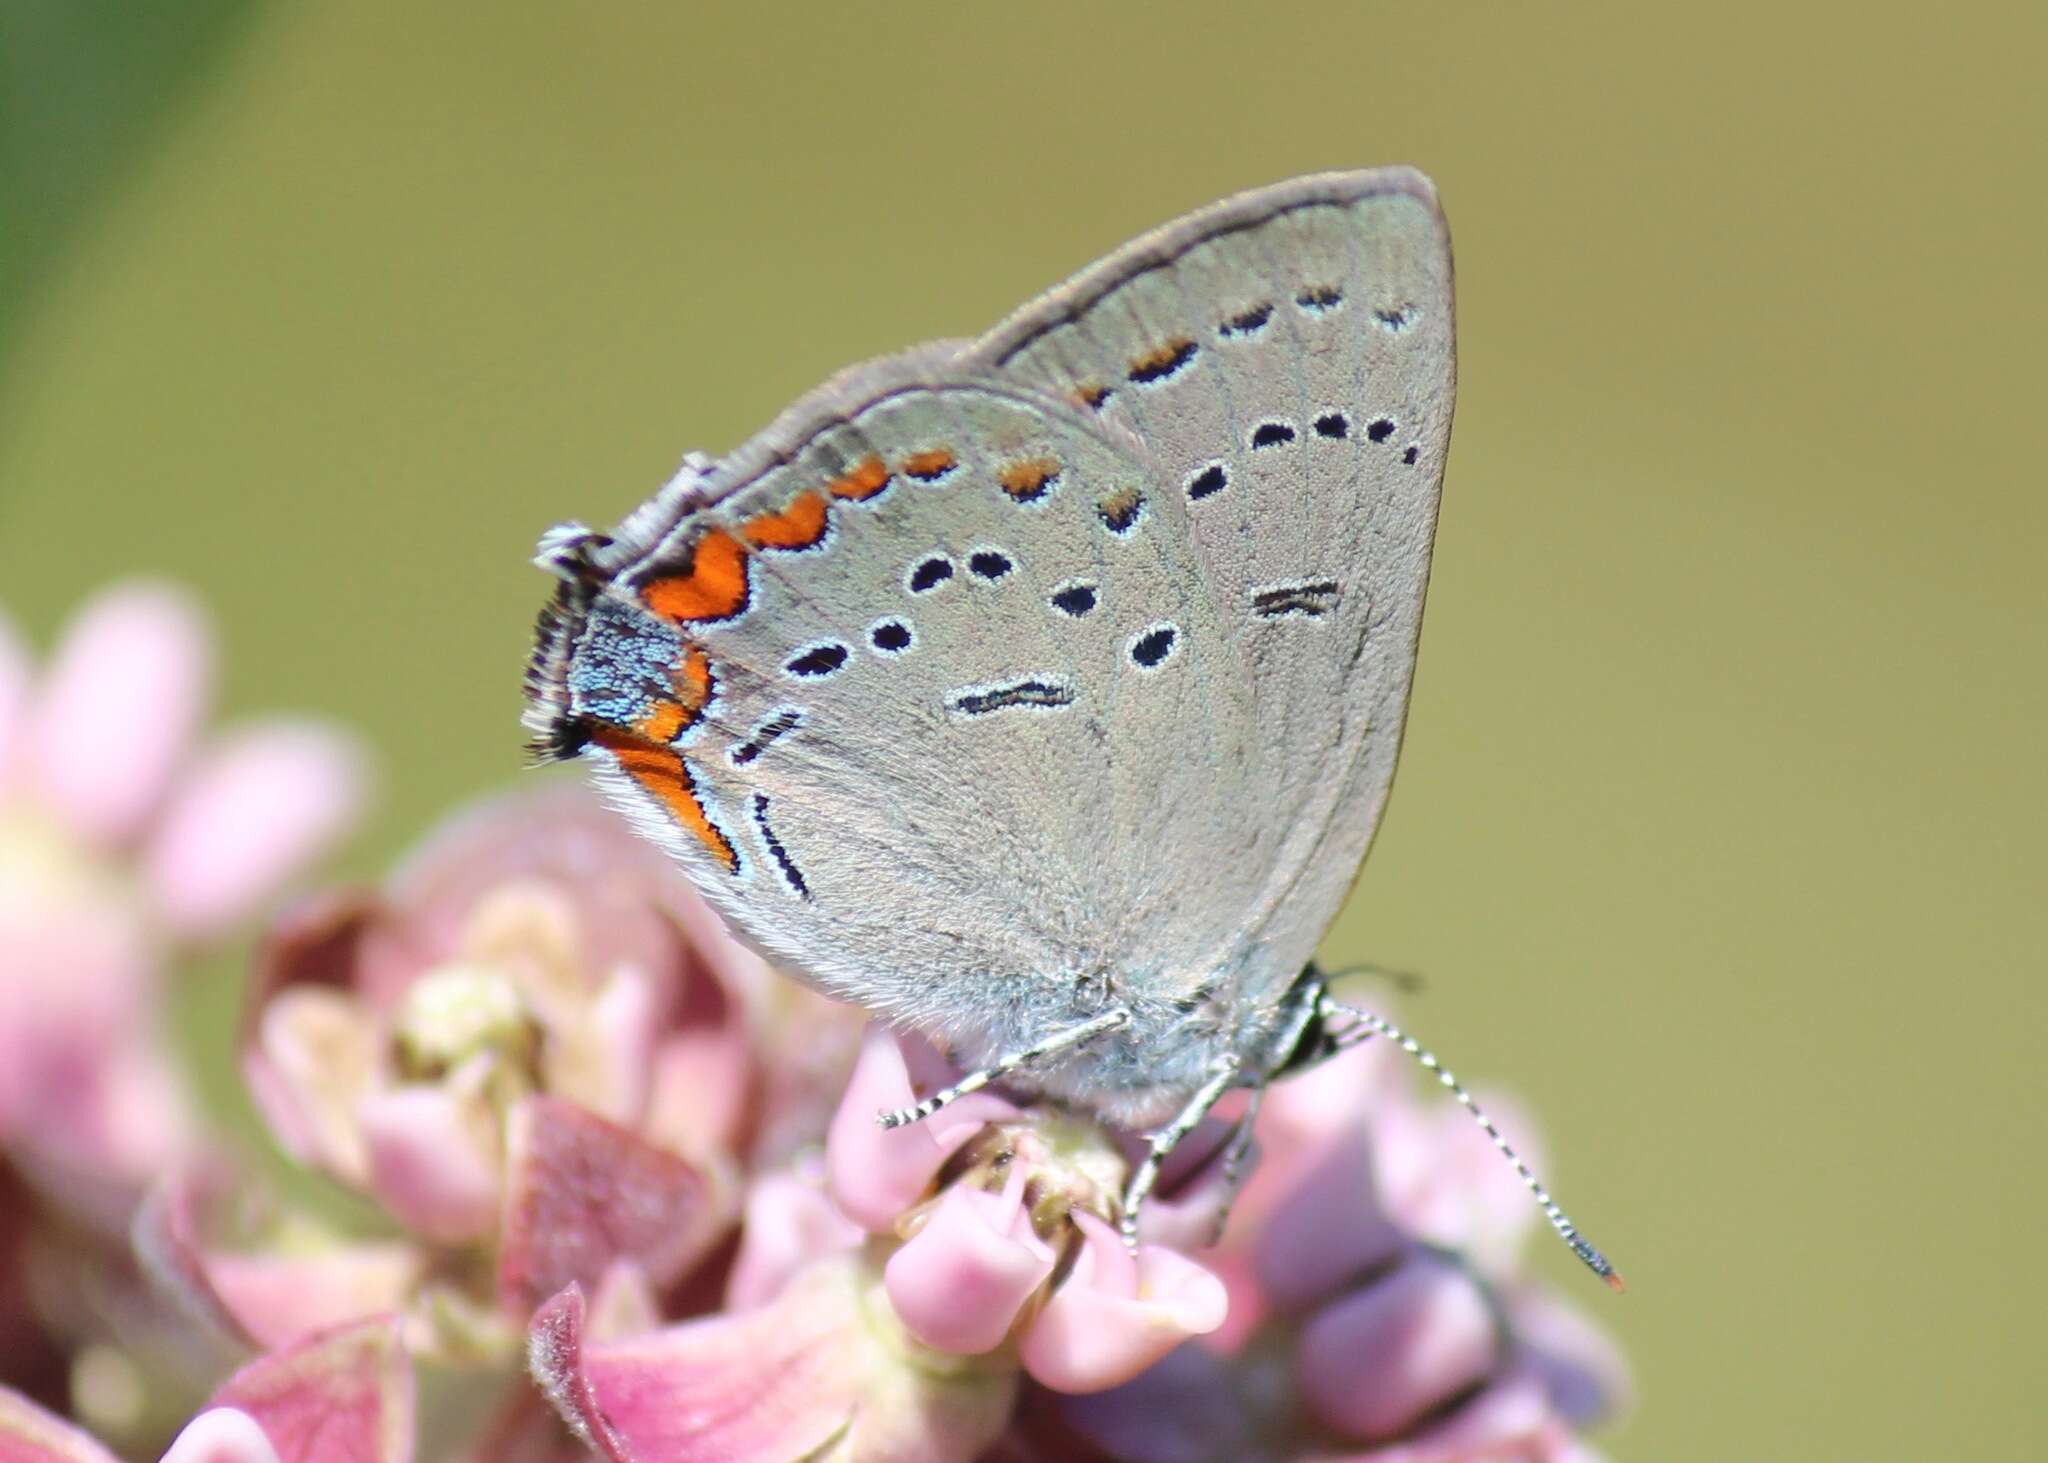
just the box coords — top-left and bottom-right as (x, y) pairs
(827, 455), (891, 501)
(676, 645), (713, 718)
(901, 449), (958, 482)
(592, 728), (738, 873)
(631, 645), (717, 745)
(642, 527), (751, 623)
(997, 456), (1061, 501)
(740, 489), (829, 551)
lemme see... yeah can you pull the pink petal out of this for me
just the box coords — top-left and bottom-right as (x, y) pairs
(357, 1083), (504, 1243)
(1019, 1211), (1227, 1394)
(205, 1317), (412, 1463)
(825, 1026), (1016, 1231)
(239, 891), (384, 1179)
(1252, 1123), (1407, 1312)
(1505, 1284), (1631, 1425)
(145, 721), (368, 941)
(1296, 1252), (1500, 1442)
(134, 1175), (423, 1355)
(23, 582), (211, 847)
(724, 1168), (862, 1311)
(497, 1097), (728, 1316)
(883, 1177), (1056, 1355)
(0, 1384), (123, 1463)
(530, 1263), (1016, 1463)
(641, 1024), (753, 1162)
(1379, 1088), (1545, 1273)
(158, 1408), (281, 1463)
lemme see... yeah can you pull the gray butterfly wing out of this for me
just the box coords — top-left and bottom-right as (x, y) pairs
(964, 167), (1453, 1010)
(528, 358), (1266, 1078)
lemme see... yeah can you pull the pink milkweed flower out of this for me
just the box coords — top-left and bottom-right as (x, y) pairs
(160, 785), (788, 1363)
(0, 584), (366, 1198)
(1033, 1027), (1630, 1463)
(0, 1316), (413, 1463)
(529, 1026), (1230, 1463)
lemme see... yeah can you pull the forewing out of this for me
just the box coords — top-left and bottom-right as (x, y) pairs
(542, 364), (1260, 1049)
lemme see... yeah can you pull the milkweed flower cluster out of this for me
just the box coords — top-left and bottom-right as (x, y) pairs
(1, 581), (1625, 1462)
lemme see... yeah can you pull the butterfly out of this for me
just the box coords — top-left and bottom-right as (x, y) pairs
(524, 168), (1616, 1284)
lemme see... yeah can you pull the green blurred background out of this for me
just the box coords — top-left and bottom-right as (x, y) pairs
(3, 2), (2042, 1457)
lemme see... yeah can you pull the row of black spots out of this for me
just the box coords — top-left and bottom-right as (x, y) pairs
(1218, 302), (1273, 339)
(1097, 488), (1147, 536)
(1251, 414), (1398, 449)
(1296, 285), (1344, 314)
(1050, 582), (1097, 618)
(751, 794), (810, 901)
(950, 677), (1076, 717)
(868, 617), (914, 655)
(1127, 337), (1199, 386)
(1251, 580), (1341, 620)
(1402, 444), (1420, 466)
(1074, 383), (1115, 413)
(730, 708), (803, 766)
(784, 640), (850, 679)
(1374, 304), (1413, 332)
(1128, 623), (1179, 670)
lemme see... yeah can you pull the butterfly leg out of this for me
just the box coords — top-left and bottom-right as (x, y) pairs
(1119, 1054), (1243, 1248)
(874, 1007), (1132, 1130)
(1202, 1083), (1266, 1246)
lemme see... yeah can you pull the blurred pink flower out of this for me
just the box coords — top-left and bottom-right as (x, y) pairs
(0, 584), (366, 1195)
(0, 1316), (413, 1463)
(1033, 1031), (1630, 1463)
(146, 784), (818, 1368)
(528, 1025), (1231, 1463)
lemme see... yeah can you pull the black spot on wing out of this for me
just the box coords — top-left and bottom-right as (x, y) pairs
(752, 794), (810, 900)
(731, 709), (802, 766)
(1051, 583), (1097, 617)
(1129, 624), (1178, 669)
(784, 642), (849, 679)
(1187, 463), (1228, 501)
(950, 678), (1076, 716)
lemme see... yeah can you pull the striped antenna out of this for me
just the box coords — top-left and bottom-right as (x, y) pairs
(1318, 995), (1625, 1293)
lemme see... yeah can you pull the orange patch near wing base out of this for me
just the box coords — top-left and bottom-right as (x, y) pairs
(827, 455), (891, 501)
(642, 527), (751, 624)
(676, 645), (713, 718)
(592, 728), (739, 874)
(632, 644), (717, 745)
(741, 490), (830, 551)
